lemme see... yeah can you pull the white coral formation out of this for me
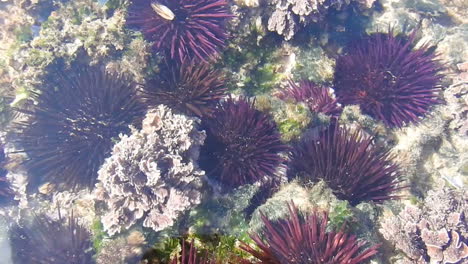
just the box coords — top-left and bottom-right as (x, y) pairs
(380, 185), (468, 263)
(96, 105), (206, 236)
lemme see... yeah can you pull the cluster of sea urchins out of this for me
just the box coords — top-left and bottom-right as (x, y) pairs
(142, 60), (227, 118)
(241, 202), (380, 264)
(9, 213), (95, 264)
(290, 125), (401, 205)
(200, 97), (289, 189)
(334, 30), (443, 127)
(127, 0), (232, 62)
(12, 65), (144, 191)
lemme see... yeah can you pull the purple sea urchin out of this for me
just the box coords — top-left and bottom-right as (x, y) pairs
(127, 0), (232, 62)
(200, 97), (288, 189)
(142, 60), (227, 117)
(290, 125), (401, 205)
(279, 80), (342, 117)
(10, 213), (95, 264)
(334, 30), (443, 127)
(241, 202), (380, 264)
(12, 66), (144, 191)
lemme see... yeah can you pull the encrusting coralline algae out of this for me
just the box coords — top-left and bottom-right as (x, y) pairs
(95, 105), (206, 236)
(380, 183), (468, 263)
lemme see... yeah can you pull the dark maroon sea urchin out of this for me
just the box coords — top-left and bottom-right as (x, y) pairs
(200, 97), (289, 189)
(127, 0), (232, 62)
(9, 213), (95, 264)
(279, 80), (342, 117)
(12, 65), (144, 191)
(290, 125), (401, 205)
(334, 30), (443, 127)
(142, 60), (227, 118)
(241, 202), (380, 264)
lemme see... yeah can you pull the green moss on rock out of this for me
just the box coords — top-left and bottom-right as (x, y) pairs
(221, 23), (285, 96)
(255, 95), (312, 142)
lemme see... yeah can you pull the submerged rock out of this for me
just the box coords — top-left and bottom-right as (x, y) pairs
(267, 0), (376, 40)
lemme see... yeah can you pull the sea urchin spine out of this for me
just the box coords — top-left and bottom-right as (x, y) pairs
(142, 59), (227, 118)
(241, 202), (380, 264)
(334, 30), (443, 127)
(279, 80), (342, 117)
(10, 213), (95, 264)
(12, 65), (144, 191)
(200, 97), (289, 189)
(127, 0), (233, 62)
(0, 144), (13, 203)
(290, 124), (401, 205)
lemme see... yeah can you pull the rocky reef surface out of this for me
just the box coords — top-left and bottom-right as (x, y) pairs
(0, 0), (467, 262)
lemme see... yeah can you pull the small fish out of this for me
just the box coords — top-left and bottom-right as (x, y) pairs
(151, 2), (175, 21)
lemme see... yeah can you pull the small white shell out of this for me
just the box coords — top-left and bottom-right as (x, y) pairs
(151, 2), (175, 21)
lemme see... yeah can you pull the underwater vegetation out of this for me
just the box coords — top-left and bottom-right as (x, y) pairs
(170, 240), (216, 264)
(290, 124), (401, 205)
(278, 80), (342, 117)
(127, 0), (232, 62)
(142, 60), (227, 118)
(11, 65), (144, 191)
(334, 30), (443, 128)
(241, 202), (380, 263)
(9, 213), (95, 264)
(200, 97), (288, 189)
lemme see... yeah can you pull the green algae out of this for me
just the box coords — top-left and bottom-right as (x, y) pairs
(188, 185), (256, 236)
(142, 237), (180, 263)
(91, 218), (106, 254)
(255, 96), (312, 142)
(143, 234), (252, 263)
(328, 200), (354, 230)
(14, 26), (33, 43)
(293, 45), (336, 84)
(221, 24), (284, 95)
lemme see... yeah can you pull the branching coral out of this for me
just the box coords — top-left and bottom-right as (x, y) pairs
(334, 30), (443, 128)
(380, 185), (468, 263)
(127, 0), (232, 62)
(278, 80), (341, 117)
(11, 65), (144, 191)
(9, 213), (95, 264)
(289, 124), (401, 205)
(200, 97), (289, 189)
(142, 60), (227, 118)
(96, 105), (206, 236)
(241, 202), (380, 263)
